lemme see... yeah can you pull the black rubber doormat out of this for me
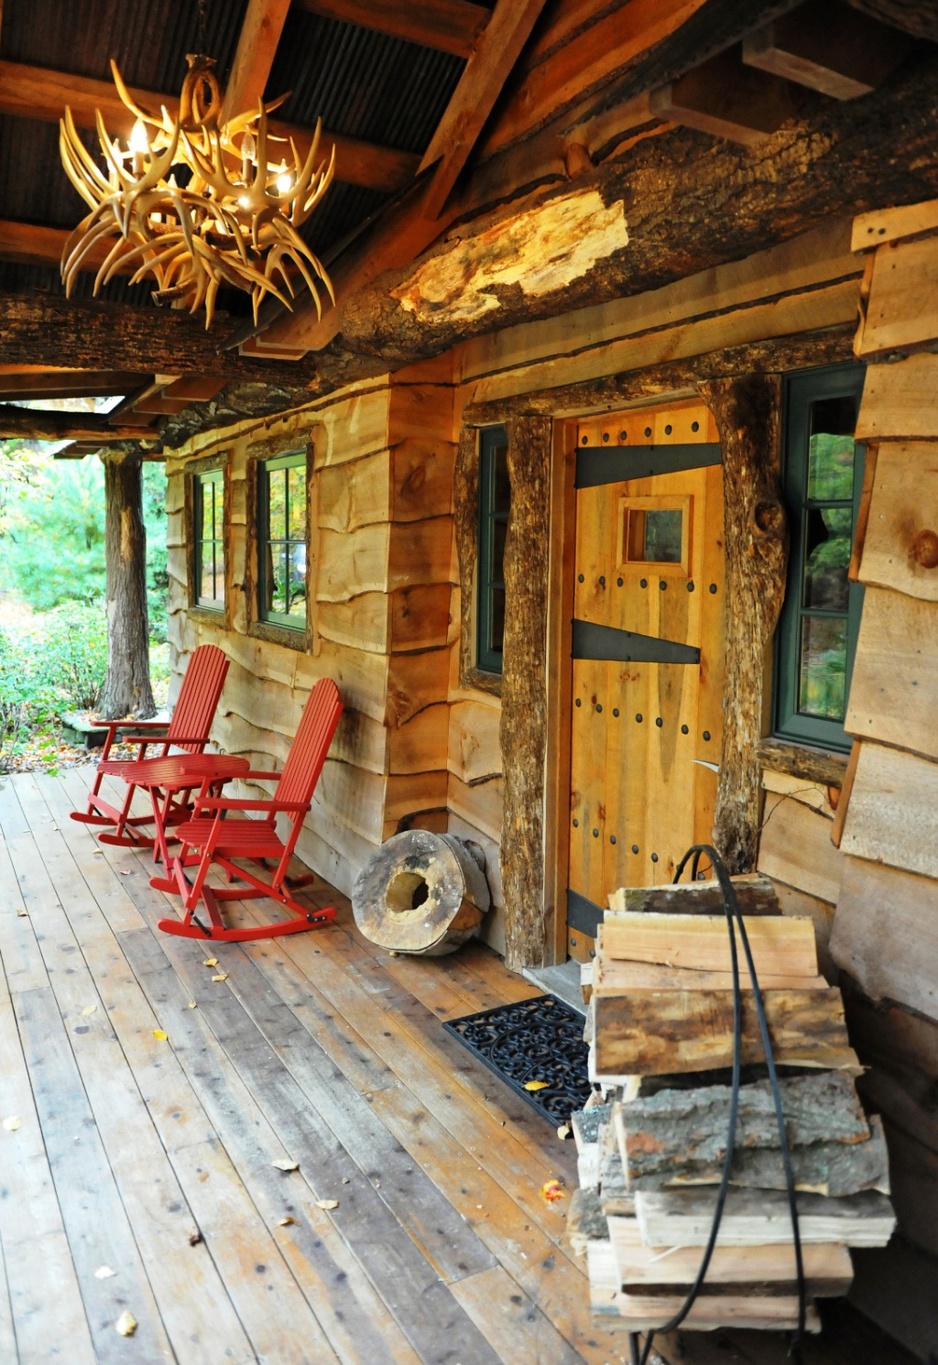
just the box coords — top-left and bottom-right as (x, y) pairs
(443, 994), (592, 1125)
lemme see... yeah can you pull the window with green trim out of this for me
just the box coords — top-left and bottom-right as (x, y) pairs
(476, 425), (510, 675)
(258, 451), (307, 629)
(193, 467), (225, 610)
(773, 364), (866, 752)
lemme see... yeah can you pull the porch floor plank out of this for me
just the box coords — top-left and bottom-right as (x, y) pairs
(0, 766), (916, 1365)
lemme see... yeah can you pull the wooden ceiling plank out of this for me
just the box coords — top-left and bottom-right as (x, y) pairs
(293, 0), (489, 59)
(650, 45), (796, 145)
(418, 0), (550, 219)
(159, 376), (228, 402)
(222, 0), (294, 123)
(0, 60), (416, 194)
(742, 0), (912, 100)
(477, 0), (708, 160)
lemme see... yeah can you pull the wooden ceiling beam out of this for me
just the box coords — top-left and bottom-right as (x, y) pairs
(477, 0), (709, 160)
(743, 0), (912, 101)
(0, 405), (161, 443)
(0, 370), (147, 401)
(650, 45), (796, 145)
(0, 289), (321, 388)
(222, 0), (293, 123)
(0, 60), (417, 194)
(418, 0), (549, 219)
(0, 218), (135, 275)
(293, 0), (489, 58)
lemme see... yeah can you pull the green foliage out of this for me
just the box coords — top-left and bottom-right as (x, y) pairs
(143, 462), (169, 642)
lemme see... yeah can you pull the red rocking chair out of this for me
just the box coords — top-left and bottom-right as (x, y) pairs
(153, 677), (343, 943)
(70, 643), (229, 847)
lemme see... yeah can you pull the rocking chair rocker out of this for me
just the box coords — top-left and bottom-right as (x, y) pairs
(152, 677), (343, 943)
(70, 643), (229, 848)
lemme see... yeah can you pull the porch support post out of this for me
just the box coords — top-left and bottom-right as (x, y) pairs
(97, 450), (156, 720)
(700, 375), (787, 873)
(500, 413), (552, 971)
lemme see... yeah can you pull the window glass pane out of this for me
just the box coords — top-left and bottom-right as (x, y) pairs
(807, 396), (856, 501)
(803, 506), (851, 610)
(492, 517), (507, 580)
(269, 545), (288, 615)
(288, 549), (307, 620)
(643, 508), (682, 562)
(798, 615), (847, 720)
(288, 465), (306, 539)
(268, 468), (287, 542)
(493, 445), (510, 511)
(201, 481), (214, 538)
(213, 540), (224, 599)
(200, 542), (214, 599)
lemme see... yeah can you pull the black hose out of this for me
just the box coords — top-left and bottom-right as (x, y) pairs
(625, 845), (805, 1365)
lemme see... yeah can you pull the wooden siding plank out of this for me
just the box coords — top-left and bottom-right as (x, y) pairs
(854, 441), (938, 599)
(840, 742), (938, 880)
(831, 854), (938, 1020)
(847, 587), (938, 757)
(757, 792), (843, 905)
(856, 355), (938, 442)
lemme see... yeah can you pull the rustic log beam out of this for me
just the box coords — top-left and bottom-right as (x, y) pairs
(462, 325), (854, 425)
(294, 0), (489, 59)
(221, 0), (293, 125)
(500, 413), (552, 971)
(0, 405), (160, 444)
(0, 370), (146, 401)
(701, 375), (786, 873)
(0, 291), (322, 389)
(0, 59), (417, 195)
(329, 50), (938, 364)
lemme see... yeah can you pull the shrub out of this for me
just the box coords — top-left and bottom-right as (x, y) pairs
(31, 603), (108, 711)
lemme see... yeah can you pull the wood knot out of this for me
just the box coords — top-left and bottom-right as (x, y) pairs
(911, 528), (938, 569)
(753, 501), (784, 534)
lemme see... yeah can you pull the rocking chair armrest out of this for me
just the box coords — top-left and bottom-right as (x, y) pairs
(193, 796), (310, 814)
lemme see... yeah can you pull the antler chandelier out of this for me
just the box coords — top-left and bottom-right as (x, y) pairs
(59, 55), (335, 328)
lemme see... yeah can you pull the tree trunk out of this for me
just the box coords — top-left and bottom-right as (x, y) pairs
(700, 375), (786, 873)
(97, 452), (155, 719)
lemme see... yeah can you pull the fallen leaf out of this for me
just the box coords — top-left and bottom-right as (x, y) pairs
(188, 1228), (203, 1246)
(2, 1116), (21, 1132)
(115, 1311), (137, 1337)
(557, 1123), (571, 1141)
(278, 1216), (296, 1226)
(315, 1199), (339, 1210)
(94, 1266), (116, 1280)
(92, 850), (105, 857)
(187, 1000), (198, 1010)
(272, 1158), (299, 1172)
(540, 1180), (566, 1203)
(152, 1029), (169, 1042)
(211, 972), (228, 983)
(82, 1004), (97, 1017)
(524, 1080), (548, 1092)
(16, 906), (27, 917)
(203, 957), (218, 968)
(118, 869), (131, 876)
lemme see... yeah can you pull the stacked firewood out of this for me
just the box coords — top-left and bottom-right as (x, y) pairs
(567, 875), (896, 1334)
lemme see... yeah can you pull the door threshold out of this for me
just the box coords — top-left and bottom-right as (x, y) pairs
(521, 960), (586, 1016)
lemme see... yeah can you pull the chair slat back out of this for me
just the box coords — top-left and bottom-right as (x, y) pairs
(275, 679), (343, 814)
(167, 645), (229, 753)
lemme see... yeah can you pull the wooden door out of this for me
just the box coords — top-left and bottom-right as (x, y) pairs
(566, 401), (725, 959)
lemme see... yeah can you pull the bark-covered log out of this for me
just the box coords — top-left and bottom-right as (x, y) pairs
(701, 375), (786, 873)
(97, 452), (155, 720)
(500, 413), (552, 970)
(0, 405), (160, 444)
(607, 872), (780, 916)
(338, 50), (938, 362)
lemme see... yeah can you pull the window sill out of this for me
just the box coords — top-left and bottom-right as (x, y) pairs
(461, 664), (502, 698)
(188, 603), (228, 629)
(248, 619), (309, 652)
(759, 737), (849, 788)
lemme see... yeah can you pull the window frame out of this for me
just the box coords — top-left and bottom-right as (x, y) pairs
(475, 424), (509, 677)
(190, 461), (227, 615)
(773, 363), (866, 753)
(255, 448), (309, 634)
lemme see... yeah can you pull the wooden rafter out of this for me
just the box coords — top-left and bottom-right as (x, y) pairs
(0, 60), (417, 194)
(418, 0), (549, 219)
(222, 0), (294, 123)
(0, 219), (135, 274)
(294, 0), (489, 58)
(0, 405), (160, 443)
(0, 371), (147, 401)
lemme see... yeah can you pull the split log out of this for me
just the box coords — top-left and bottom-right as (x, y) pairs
(634, 1187), (896, 1248)
(599, 913), (818, 978)
(606, 1217), (853, 1295)
(567, 1187), (609, 1257)
(590, 1280), (822, 1331)
(592, 958), (828, 995)
(591, 988), (859, 1076)
(607, 873), (780, 916)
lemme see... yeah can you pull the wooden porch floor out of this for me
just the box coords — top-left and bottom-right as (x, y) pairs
(0, 768), (915, 1365)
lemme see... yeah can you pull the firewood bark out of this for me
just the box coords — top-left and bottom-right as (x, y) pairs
(606, 872), (780, 916)
(700, 375), (786, 873)
(500, 413), (551, 970)
(97, 452), (155, 720)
